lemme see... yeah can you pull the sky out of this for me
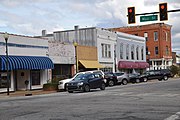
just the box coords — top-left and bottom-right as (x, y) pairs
(0, 0), (180, 53)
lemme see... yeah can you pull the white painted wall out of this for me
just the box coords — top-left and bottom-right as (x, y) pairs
(117, 32), (146, 62)
(0, 33), (48, 56)
(97, 28), (117, 72)
(48, 41), (75, 64)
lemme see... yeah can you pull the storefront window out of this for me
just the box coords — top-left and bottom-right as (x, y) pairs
(0, 71), (11, 88)
(31, 70), (40, 85)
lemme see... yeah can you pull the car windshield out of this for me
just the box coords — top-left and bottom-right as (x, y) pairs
(73, 73), (92, 81)
(114, 72), (124, 76)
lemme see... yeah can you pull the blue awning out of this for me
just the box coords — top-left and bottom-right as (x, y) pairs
(0, 55), (54, 70)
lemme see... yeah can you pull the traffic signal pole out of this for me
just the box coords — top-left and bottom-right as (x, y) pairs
(127, 9), (180, 16)
(127, 3), (180, 23)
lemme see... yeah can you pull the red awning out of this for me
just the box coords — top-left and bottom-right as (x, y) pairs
(135, 62), (149, 68)
(118, 61), (138, 69)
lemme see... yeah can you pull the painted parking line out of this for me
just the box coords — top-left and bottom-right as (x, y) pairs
(164, 112), (180, 120)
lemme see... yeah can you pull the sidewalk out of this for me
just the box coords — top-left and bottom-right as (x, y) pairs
(0, 90), (57, 99)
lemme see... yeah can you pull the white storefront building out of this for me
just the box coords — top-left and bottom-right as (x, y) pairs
(0, 33), (53, 93)
(116, 32), (148, 74)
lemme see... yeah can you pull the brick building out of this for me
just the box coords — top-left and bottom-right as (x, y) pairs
(112, 23), (173, 70)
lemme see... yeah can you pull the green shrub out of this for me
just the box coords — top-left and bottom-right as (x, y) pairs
(43, 83), (58, 91)
(170, 65), (179, 76)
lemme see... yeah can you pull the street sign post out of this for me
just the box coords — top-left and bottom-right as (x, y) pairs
(140, 15), (158, 22)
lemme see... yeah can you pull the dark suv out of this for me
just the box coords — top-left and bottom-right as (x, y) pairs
(66, 73), (106, 93)
(140, 69), (173, 82)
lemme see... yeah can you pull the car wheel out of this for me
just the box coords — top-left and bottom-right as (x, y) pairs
(84, 85), (90, 92)
(135, 79), (140, 83)
(64, 83), (67, 91)
(143, 78), (148, 82)
(163, 76), (168, 81)
(108, 80), (114, 87)
(68, 91), (73, 93)
(122, 79), (128, 85)
(100, 83), (106, 90)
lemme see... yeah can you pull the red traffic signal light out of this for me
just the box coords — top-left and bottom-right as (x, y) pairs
(128, 7), (135, 24)
(159, 3), (168, 21)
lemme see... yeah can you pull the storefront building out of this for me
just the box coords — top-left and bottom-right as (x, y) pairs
(48, 41), (75, 79)
(116, 32), (148, 74)
(0, 33), (54, 93)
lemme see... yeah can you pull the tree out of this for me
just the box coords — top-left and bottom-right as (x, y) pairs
(170, 65), (179, 76)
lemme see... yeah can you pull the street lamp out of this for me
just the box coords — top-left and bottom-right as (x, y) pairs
(148, 51), (151, 70)
(3, 32), (9, 95)
(73, 42), (78, 73)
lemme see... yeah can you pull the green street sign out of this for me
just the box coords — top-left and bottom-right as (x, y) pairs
(140, 15), (158, 22)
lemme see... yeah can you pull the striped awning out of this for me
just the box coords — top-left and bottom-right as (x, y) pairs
(0, 55), (54, 70)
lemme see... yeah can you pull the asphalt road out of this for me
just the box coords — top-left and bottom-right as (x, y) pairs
(0, 78), (180, 120)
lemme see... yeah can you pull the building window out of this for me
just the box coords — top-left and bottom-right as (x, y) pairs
(101, 44), (104, 57)
(101, 43), (111, 58)
(126, 44), (129, 60)
(0, 72), (11, 88)
(166, 46), (169, 55)
(120, 43), (123, 59)
(134, 34), (138, 36)
(141, 47), (144, 60)
(108, 45), (111, 58)
(146, 47), (148, 55)
(131, 45), (134, 60)
(31, 70), (40, 85)
(136, 46), (139, 60)
(155, 46), (159, 55)
(154, 31), (158, 41)
(100, 67), (113, 72)
(144, 32), (148, 41)
(165, 32), (168, 41)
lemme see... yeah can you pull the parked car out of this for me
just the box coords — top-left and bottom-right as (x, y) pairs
(104, 72), (117, 86)
(58, 70), (105, 91)
(114, 72), (129, 85)
(128, 73), (142, 83)
(140, 69), (172, 82)
(104, 72), (129, 86)
(66, 73), (106, 93)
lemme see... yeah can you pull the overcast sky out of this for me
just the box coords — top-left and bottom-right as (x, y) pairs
(0, 0), (180, 53)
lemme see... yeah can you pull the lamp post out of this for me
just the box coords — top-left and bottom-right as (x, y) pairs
(148, 51), (151, 70)
(73, 42), (78, 73)
(3, 32), (9, 95)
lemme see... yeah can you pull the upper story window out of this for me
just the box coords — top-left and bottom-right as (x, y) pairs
(144, 32), (148, 41)
(141, 47), (144, 60)
(134, 34), (138, 36)
(101, 43), (111, 58)
(154, 31), (158, 41)
(131, 45), (134, 60)
(120, 43), (123, 59)
(126, 44), (129, 60)
(146, 47), (148, 55)
(155, 46), (159, 55)
(165, 32), (168, 41)
(166, 46), (169, 55)
(136, 46), (139, 60)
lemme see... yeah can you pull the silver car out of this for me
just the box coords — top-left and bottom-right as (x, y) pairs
(114, 72), (129, 85)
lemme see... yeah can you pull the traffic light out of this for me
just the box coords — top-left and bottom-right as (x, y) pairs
(159, 3), (168, 21)
(128, 7), (135, 24)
